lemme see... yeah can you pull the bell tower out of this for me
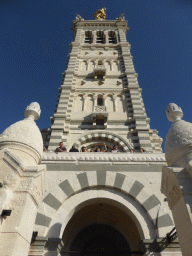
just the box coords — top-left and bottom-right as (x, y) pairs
(45, 11), (162, 153)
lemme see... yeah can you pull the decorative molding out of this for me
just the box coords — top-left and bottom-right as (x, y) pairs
(42, 152), (165, 163)
(93, 106), (106, 112)
(35, 171), (173, 236)
(0, 149), (46, 206)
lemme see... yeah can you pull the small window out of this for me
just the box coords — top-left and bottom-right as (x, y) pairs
(108, 31), (116, 44)
(98, 60), (103, 66)
(97, 98), (103, 106)
(97, 31), (105, 44)
(85, 31), (92, 44)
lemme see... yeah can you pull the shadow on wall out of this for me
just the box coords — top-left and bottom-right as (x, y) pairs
(47, 222), (62, 238)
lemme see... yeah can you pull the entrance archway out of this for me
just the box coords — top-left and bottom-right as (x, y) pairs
(70, 224), (131, 256)
(62, 201), (143, 254)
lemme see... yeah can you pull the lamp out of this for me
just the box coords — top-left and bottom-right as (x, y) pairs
(1, 210), (12, 219)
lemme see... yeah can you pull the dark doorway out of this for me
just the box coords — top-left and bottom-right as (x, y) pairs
(69, 224), (131, 256)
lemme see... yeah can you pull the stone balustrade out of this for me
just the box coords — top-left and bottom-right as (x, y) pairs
(93, 105), (106, 112)
(42, 152), (165, 163)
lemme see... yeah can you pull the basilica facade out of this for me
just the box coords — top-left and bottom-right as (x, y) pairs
(0, 11), (182, 256)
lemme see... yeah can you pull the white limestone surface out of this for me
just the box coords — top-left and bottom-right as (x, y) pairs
(165, 103), (192, 175)
(0, 102), (43, 165)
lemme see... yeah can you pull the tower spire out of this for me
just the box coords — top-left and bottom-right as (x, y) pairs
(43, 16), (162, 153)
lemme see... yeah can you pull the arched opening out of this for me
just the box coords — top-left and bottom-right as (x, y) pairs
(71, 131), (131, 152)
(97, 97), (103, 106)
(70, 224), (131, 256)
(108, 31), (117, 44)
(78, 139), (125, 152)
(85, 31), (92, 44)
(62, 201), (143, 254)
(96, 31), (105, 44)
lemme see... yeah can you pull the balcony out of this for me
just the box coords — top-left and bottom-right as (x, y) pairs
(93, 65), (106, 81)
(91, 106), (108, 128)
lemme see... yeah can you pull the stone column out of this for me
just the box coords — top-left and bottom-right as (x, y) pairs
(121, 94), (125, 112)
(115, 31), (118, 43)
(104, 30), (108, 44)
(82, 95), (87, 111)
(113, 95), (117, 112)
(103, 95), (107, 109)
(93, 95), (97, 110)
(92, 31), (97, 44)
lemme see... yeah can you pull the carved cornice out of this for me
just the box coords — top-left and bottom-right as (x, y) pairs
(42, 152), (165, 163)
(73, 20), (127, 26)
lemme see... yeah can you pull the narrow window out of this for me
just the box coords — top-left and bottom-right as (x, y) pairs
(96, 31), (105, 44)
(97, 98), (103, 106)
(85, 31), (92, 44)
(108, 31), (116, 44)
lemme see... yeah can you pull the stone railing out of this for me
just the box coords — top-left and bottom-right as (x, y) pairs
(42, 152), (165, 163)
(93, 106), (106, 112)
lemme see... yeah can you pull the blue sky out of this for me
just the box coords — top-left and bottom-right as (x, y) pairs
(0, 0), (192, 151)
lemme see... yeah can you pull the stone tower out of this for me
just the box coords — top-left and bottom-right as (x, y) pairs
(44, 12), (162, 153)
(30, 12), (181, 256)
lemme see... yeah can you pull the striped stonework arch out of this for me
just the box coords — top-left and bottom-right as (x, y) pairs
(35, 171), (173, 238)
(72, 131), (131, 152)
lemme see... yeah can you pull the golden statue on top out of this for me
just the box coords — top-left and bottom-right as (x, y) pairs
(94, 7), (106, 20)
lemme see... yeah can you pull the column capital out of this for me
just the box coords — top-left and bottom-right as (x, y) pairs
(83, 94), (87, 99)
(113, 94), (117, 100)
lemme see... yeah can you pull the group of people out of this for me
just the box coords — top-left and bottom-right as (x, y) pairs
(55, 143), (78, 152)
(130, 148), (146, 153)
(52, 142), (146, 153)
(80, 143), (118, 153)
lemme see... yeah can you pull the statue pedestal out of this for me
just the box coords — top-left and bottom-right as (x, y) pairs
(0, 149), (46, 256)
(161, 166), (192, 256)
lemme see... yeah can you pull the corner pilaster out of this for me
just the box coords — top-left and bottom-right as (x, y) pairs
(0, 149), (46, 256)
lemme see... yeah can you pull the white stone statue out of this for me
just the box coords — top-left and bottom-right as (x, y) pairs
(94, 7), (106, 20)
(75, 13), (84, 21)
(116, 13), (125, 21)
(165, 103), (192, 176)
